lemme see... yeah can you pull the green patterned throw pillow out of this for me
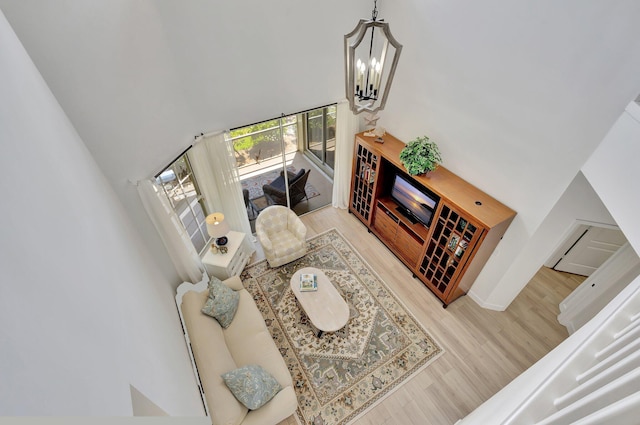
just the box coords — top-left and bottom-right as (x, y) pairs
(221, 365), (282, 410)
(201, 277), (239, 328)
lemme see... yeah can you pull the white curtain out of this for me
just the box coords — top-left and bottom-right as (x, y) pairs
(332, 99), (360, 209)
(188, 140), (221, 214)
(188, 131), (253, 236)
(137, 179), (205, 283)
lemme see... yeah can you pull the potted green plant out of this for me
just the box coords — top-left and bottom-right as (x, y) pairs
(399, 135), (442, 175)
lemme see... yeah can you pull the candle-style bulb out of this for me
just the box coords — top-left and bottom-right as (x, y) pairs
(375, 62), (382, 90)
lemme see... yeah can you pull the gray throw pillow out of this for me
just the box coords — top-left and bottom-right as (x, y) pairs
(221, 365), (282, 410)
(201, 277), (239, 328)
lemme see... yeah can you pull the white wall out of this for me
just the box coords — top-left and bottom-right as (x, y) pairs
(0, 0), (371, 287)
(468, 171), (617, 309)
(1, 1), (639, 311)
(378, 0), (640, 308)
(0, 11), (202, 416)
(582, 102), (640, 254)
(458, 101), (640, 422)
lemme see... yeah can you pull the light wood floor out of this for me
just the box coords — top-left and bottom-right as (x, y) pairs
(266, 206), (584, 425)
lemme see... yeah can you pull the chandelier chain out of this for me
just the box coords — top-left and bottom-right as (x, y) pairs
(371, 0), (378, 21)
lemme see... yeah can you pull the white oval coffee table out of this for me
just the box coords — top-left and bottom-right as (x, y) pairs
(290, 267), (350, 337)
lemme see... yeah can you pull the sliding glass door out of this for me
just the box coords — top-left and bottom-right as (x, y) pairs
(305, 105), (336, 177)
(230, 104), (337, 232)
(230, 115), (296, 229)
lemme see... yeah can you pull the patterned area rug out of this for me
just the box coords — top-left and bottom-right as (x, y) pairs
(240, 166), (321, 200)
(241, 229), (443, 425)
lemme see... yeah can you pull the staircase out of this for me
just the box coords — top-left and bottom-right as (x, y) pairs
(458, 275), (640, 424)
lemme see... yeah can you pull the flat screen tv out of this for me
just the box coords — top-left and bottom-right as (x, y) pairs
(390, 174), (439, 228)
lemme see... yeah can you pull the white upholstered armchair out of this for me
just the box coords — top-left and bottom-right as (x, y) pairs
(255, 206), (307, 268)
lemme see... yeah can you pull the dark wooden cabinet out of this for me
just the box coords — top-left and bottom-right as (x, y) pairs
(419, 203), (483, 302)
(350, 142), (378, 222)
(372, 198), (429, 268)
(349, 132), (516, 307)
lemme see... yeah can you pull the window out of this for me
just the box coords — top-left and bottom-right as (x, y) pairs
(304, 105), (336, 176)
(230, 114), (298, 168)
(230, 105), (336, 174)
(156, 154), (210, 254)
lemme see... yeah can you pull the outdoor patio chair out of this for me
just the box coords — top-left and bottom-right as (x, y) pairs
(262, 168), (310, 208)
(243, 188), (259, 219)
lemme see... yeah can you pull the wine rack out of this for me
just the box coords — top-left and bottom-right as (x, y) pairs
(350, 143), (378, 222)
(419, 204), (482, 302)
(349, 132), (516, 307)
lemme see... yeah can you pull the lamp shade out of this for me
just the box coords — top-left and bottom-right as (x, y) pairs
(206, 213), (230, 239)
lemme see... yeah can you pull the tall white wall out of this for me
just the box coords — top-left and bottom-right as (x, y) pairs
(0, 0), (371, 287)
(458, 101), (640, 423)
(1, 0), (639, 312)
(379, 0), (640, 308)
(0, 11), (202, 416)
(468, 171), (617, 309)
(582, 101), (640, 253)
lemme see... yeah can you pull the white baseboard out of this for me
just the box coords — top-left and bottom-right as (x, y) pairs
(467, 290), (507, 312)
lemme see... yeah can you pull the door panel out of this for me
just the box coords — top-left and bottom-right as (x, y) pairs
(558, 242), (640, 333)
(554, 226), (627, 276)
(304, 105), (336, 177)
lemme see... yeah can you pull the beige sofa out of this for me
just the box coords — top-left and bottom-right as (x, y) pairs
(176, 276), (298, 425)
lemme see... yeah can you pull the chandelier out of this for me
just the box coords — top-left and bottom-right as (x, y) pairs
(344, 0), (403, 115)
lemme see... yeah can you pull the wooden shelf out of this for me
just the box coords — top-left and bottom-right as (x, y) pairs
(372, 198), (427, 268)
(377, 197), (430, 241)
(355, 132), (515, 229)
(350, 142), (379, 223)
(350, 131), (516, 307)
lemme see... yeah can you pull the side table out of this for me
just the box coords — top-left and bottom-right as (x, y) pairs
(202, 231), (253, 280)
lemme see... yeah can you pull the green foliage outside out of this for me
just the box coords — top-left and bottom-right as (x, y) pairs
(230, 106), (336, 167)
(230, 115), (297, 151)
(306, 106), (337, 144)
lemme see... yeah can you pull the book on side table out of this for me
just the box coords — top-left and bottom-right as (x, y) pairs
(299, 273), (318, 292)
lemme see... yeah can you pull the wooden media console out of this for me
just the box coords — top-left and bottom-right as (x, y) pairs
(349, 131), (516, 307)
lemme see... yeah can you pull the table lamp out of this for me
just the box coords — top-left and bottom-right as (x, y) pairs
(206, 212), (230, 246)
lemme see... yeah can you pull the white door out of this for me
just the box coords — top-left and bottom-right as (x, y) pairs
(558, 242), (640, 333)
(553, 226), (627, 276)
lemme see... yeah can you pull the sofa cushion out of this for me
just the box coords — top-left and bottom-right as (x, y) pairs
(222, 365), (282, 410)
(201, 277), (240, 328)
(224, 291), (294, 389)
(181, 289), (248, 425)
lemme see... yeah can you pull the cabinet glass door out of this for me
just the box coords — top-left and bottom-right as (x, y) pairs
(350, 142), (378, 221)
(419, 204), (481, 298)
